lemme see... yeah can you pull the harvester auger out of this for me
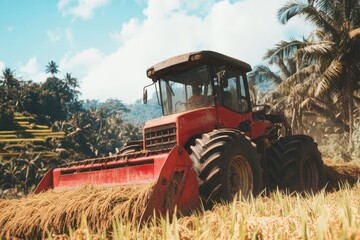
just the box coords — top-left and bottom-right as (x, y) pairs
(35, 51), (326, 222)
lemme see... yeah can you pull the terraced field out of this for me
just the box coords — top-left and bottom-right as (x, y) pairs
(0, 113), (64, 160)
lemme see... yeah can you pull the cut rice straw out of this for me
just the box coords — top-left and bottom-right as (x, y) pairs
(0, 183), (154, 239)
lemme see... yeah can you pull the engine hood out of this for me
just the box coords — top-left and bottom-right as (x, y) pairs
(144, 107), (217, 148)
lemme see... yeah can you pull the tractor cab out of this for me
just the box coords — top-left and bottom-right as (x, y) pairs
(145, 51), (252, 117)
(143, 51), (261, 151)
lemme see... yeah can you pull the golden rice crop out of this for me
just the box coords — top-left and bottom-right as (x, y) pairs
(174, 183), (360, 240)
(53, 162), (360, 240)
(1, 162), (360, 239)
(0, 183), (154, 239)
(325, 161), (360, 190)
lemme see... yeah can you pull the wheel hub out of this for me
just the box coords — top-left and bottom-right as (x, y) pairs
(228, 156), (253, 197)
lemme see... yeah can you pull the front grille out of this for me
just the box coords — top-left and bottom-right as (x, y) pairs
(145, 123), (177, 151)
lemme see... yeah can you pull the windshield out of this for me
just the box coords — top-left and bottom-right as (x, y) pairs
(159, 65), (214, 115)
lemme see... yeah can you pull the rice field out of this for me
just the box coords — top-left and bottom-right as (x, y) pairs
(1, 162), (360, 240)
(0, 184), (155, 239)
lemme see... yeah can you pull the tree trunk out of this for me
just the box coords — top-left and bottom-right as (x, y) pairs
(347, 68), (354, 150)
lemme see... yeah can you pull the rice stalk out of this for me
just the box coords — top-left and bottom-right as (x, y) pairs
(0, 183), (154, 238)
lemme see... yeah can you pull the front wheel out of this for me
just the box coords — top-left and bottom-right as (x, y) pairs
(266, 135), (326, 193)
(190, 129), (262, 208)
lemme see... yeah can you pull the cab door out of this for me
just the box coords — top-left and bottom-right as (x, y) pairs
(216, 69), (252, 131)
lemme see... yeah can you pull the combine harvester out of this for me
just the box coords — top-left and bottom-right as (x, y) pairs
(1, 51), (327, 236)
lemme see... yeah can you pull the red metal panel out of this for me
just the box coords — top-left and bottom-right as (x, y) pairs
(217, 106), (252, 129)
(140, 146), (199, 222)
(144, 108), (218, 147)
(176, 108), (217, 146)
(34, 168), (54, 193)
(36, 153), (170, 191)
(53, 164), (155, 188)
(251, 120), (272, 139)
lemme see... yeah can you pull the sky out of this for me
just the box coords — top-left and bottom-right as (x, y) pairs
(0, 0), (314, 104)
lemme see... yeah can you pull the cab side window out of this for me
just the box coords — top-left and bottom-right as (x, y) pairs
(221, 70), (250, 113)
(239, 74), (250, 113)
(222, 76), (237, 111)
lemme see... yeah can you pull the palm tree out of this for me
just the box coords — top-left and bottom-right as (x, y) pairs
(63, 73), (80, 101)
(249, 38), (322, 133)
(1, 67), (18, 88)
(45, 60), (59, 76)
(2, 161), (20, 189)
(64, 73), (79, 90)
(1, 67), (19, 101)
(278, 0), (360, 147)
(18, 153), (42, 193)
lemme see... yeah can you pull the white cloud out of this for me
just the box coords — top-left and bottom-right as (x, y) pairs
(65, 28), (74, 46)
(47, 27), (74, 46)
(19, 57), (38, 75)
(0, 61), (5, 72)
(58, 0), (72, 9)
(76, 0), (314, 103)
(58, 0), (109, 19)
(18, 57), (47, 82)
(59, 48), (103, 77)
(47, 28), (62, 42)
(17, 51), (103, 84)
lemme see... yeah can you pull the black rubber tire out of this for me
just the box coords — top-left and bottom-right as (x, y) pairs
(190, 129), (262, 208)
(266, 135), (326, 193)
(119, 140), (143, 154)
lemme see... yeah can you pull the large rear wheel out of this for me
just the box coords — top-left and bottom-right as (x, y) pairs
(266, 135), (326, 193)
(190, 129), (262, 208)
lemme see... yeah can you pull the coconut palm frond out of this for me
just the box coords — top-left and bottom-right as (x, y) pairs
(301, 97), (334, 112)
(272, 81), (292, 96)
(300, 97), (346, 129)
(303, 6), (340, 37)
(278, 1), (309, 24)
(275, 64), (320, 96)
(281, 58), (295, 79)
(296, 41), (334, 61)
(315, 59), (344, 97)
(287, 58), (297, 74)
(279, 0), (339, 35)
(329, 88), (346, 110)
(268, 97), (288, 112)
(308, 29), (331, 41)
(314, 0), (335, 16)
(261, 90), (286, 104)
(248, 65), (283, 85)
(349, 27), (360, 39)
(264, 39), (305, 63)
(248, 84), (258, 105)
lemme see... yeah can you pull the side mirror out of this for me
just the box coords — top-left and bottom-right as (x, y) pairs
(143, 89), (148, 104)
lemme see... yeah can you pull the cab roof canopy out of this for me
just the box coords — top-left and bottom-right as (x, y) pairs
(146, 50), (252, 79)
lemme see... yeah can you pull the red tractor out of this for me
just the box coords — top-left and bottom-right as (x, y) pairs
(36, 51), (326, 219)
